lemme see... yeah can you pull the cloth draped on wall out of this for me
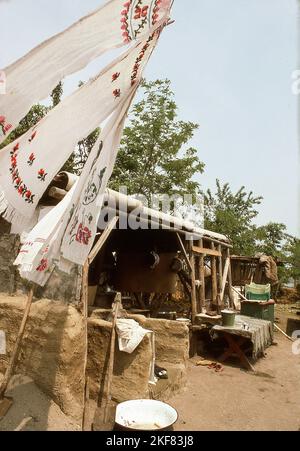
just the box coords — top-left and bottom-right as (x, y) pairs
(0, 29), (161, 229)
(14, 77), (139, 285)
(14, 184), (77, 286)
(0, 0), (171, 144)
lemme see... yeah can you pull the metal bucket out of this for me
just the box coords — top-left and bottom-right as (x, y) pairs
(115, 400), (178, 432)
(221, 310), (236, 327)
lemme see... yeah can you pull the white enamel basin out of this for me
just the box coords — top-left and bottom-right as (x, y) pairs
(115, 400), (178, 431)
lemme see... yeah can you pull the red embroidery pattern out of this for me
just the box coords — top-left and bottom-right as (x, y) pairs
(36, 258), (48, 272)
(0, 115), (12, 136)
(112, 72), (121, 82)
(113, 88), (121, 98)
(38, 168), (48, 181)
(131, 34), (154, 86)
(121, 1), (133, 43)
(152, 0), (162, 25)
(9, 144), (35, 204)
(120, 1), (166, 43)
(27, 153), (35, 166)
(76, 223), (92, 246)
(29, 131), (37, 143)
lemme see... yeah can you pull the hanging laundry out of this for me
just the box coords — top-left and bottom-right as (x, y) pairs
(0, 30), (161, 229)
(0, 0), (171, 144)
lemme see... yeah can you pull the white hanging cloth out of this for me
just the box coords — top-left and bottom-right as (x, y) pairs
(0, 0), (171, 144)
(0, 29), (161, 229)
(14, 84), (138, 285)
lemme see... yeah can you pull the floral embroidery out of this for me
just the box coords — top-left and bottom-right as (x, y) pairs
(131, 34), (154, 86)
(38, 168), (48, 181)
(134, 5), (149, 19)
(0, 115), (12, 136)
(112, 72), (120, 82)
(113, 88), (121, 98)
(29, 131), (37, 143)
(27, 153), (35, 166)
(121, 1), (133, 43)
(75, 223), (92, 246)
(9, 143), (35, 204)
(36, 258), (48, 272)
(120, 0), (167, 43)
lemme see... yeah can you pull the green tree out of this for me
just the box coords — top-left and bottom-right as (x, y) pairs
(255, 222), (288, 257)
(109, 79), (204, 201)
(204, 180), (263, 255)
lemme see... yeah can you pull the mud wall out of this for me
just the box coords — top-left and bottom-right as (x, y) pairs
(0, 296), (189, 421)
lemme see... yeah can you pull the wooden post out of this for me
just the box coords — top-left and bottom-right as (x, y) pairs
(221, 257), (230, 303)
(211, 243), (218, 308)
(217, 245), (223, 306)
(176, 233), (193, 273)
(199, 240), (206, 312)
(103, 293), (121, 423)
(227, 248), (234, 308)
(189, 240), (197, 324)
(0, 286), (34, 400)
(81, 260), (90, 431)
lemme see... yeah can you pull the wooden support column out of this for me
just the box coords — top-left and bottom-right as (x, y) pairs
(199, 239), (206, 312)
(189, 240), (197, 324)
(217, 244), (223, 307)
(227, 248), (235, 309)
(211, 243), (218, 309)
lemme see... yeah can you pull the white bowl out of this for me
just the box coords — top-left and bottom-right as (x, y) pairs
(115, 399), (178, 431)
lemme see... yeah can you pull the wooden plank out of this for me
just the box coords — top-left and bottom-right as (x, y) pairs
(217, 245), (223, 305)
(81, 260), (90, 431)
(221, 257), (230, 303)
(226, 248), (235, 308)
(199, 240), (206, 312)
(192, 246), (222, 258)
(0, 287), (34, 400)
(88, 216), (119, 265)
(211, 243), (218, 305)
(189, 241), (198, 324)
(176, 233), (193, 273)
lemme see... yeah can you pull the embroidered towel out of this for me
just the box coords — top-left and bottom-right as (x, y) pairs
(0, 30), (160, 229)
(14, 88), (136, 285)
(0, 0), (171, 143)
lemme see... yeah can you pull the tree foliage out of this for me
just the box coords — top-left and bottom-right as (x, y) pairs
(204, 180), (263, 255)
(110, 79), (204, 201)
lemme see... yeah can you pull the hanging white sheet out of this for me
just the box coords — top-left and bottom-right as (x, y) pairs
(0, 0), (171, 144)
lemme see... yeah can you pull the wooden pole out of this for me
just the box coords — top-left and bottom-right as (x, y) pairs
(81, 216), (119, 430)
(199, 240), (206, 312)
(227, 248), (234, 308)
(0, 286), (34, 400)
(103, 293), (121, 423)
(81, 260), (90, 431)
(217, 245), (223, 306)
(88, 216), (118, 265)
(211, 243), (218, 309)
(176, 233), (193, 273)
(189, 240), (197, 324)
(221, 257), (230, 303)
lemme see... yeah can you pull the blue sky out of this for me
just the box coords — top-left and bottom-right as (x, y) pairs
(0, 0), (299, 236)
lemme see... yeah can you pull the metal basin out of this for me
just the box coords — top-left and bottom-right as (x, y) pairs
(115, 400), (178, 431)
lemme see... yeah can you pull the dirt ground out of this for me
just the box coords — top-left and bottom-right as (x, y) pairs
(172, 319), (300, 431)
(0, 308), (300, 431)
(0, 375), (80, 431)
